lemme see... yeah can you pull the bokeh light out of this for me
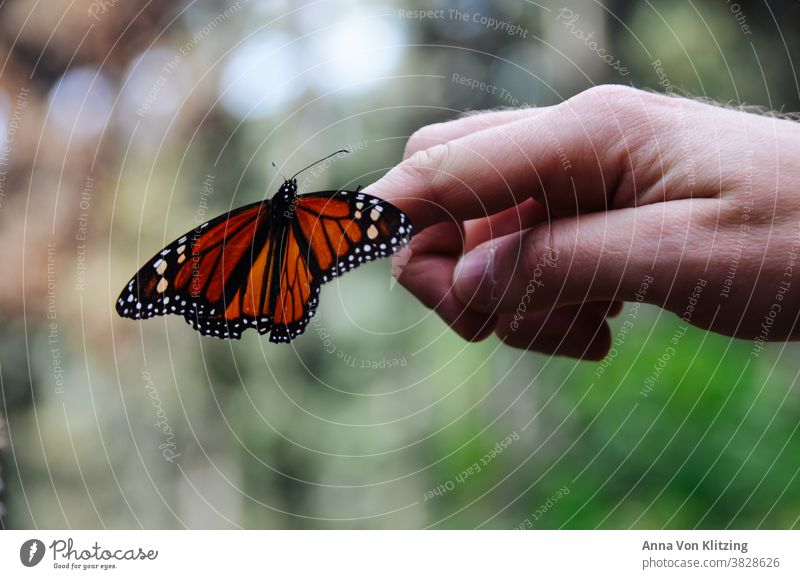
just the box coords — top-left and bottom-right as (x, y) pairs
(46, 67), (115, 141)
(218, 31), (303, 120)
(306, 15), (406, 94)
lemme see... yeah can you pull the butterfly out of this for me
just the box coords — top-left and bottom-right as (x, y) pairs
(116, 151), (413, 342)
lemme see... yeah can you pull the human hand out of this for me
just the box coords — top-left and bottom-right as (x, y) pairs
(366, 85), (800, 359)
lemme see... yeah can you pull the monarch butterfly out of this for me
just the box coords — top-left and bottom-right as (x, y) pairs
(116, 151), (413, 342)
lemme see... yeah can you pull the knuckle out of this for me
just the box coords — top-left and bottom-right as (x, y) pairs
(570, 84), (639, 109)
(522, 227), (559, 273)
(403, 142), (453, 189)
(564, 84), (659, 173)
(405, 123), (447, 158)
(502, 227), (562, 302)
(415, 141), (452, 172)
(565, 84), (645, 129)
(390, 141), (458, 225)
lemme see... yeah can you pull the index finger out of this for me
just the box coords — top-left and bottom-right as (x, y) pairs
(402, 107), (550, 160)
(364, 101), (620, 231)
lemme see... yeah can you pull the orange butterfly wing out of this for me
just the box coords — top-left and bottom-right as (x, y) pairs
(117, 187), (413, 342)
(117, 201), (277, 339)
(268, 227), (319, 342)
(294, 190), (412, 282)
(268, 190), (412, 342)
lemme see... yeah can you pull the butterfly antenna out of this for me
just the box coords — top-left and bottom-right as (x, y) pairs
(291, 149), (350, 180)
(272, 160), (289, 181)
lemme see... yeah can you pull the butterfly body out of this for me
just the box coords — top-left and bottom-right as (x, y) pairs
(117, 177), (412, 343)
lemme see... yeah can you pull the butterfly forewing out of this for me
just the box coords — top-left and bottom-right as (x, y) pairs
(294, 190), (412, 282)
(116, 201), (272, 339)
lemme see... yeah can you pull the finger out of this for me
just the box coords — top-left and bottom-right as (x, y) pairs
(463, 197), (547, 252)
(403, 107), (552, 159)
(495, 305), (612, 360)
(394, 222), (496, 342)
(366, 88), (642, 230)
(452, 199), (720, 314)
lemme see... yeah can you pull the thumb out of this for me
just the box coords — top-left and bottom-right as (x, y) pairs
(452, 200), (716, 314)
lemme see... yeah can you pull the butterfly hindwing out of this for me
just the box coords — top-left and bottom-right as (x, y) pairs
(268, 226), (321, 343)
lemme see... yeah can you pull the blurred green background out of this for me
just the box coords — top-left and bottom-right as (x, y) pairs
(1, 0), (799, 529)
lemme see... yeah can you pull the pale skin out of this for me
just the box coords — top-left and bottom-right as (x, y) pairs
(365, 85), (800, 359)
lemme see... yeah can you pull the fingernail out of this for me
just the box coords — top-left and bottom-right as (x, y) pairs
(390, 246), (413, 290)
(454, 245), (497, 308)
